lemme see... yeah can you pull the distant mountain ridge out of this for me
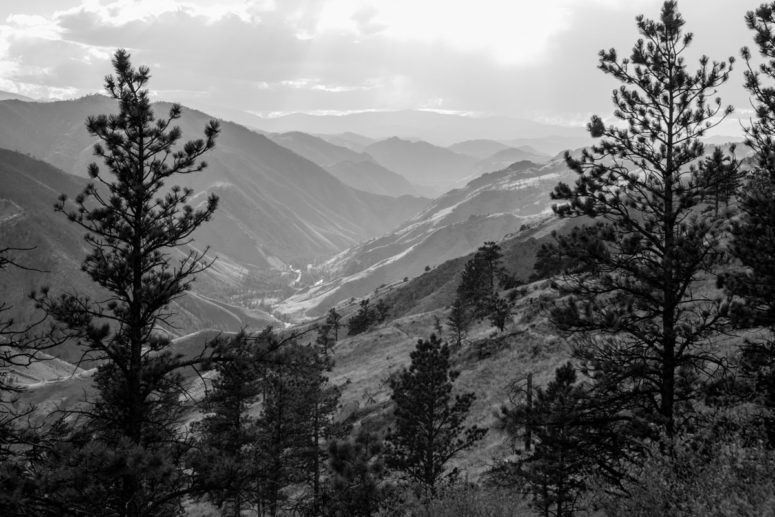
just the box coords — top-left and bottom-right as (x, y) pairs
(246, 109), (590, 148)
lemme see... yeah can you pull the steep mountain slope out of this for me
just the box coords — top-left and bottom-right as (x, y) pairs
(0, 96), (427, 268)
(364, 137), (477, 192)
(279, 158), (577, 318)
(0, 149), (279, 362)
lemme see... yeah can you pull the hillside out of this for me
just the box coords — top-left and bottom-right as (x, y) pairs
(0, 96), (428, 269)
(278, 158), (577, 318)
(0, 149), (278, 362)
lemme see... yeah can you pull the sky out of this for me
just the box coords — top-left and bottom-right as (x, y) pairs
(0, 0), (764, 132)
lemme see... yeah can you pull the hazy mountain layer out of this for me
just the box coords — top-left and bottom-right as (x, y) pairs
(447, 139), (514, 159)
(268, 131), (423, 197)
(364, 137), (477, 192)
(245, 109), (588, 147)
(475, 147), (551, 173)
(0, 96), (428, 268)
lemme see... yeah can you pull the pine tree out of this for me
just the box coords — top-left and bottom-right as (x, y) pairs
(496, 364), (624, 517)
(347, 299), (389, 336)
(550, 1), (734, 437)
(33, 49), (220, 516)
(324, 429), (388, 517)
(348, 300), (373, 336)
(254, 341), (309, 516)
(0, 247), (56, 516)
(723, 3), (775, 445)
(303, 324), (344, 514)
(326, 307), (342, 342)
(252, 333), (342, 516)
(190, 333), (261, 517)
(457, 242), (502, 317)
(385, 334), (485, 494)
(698, 146), (741, 215)
(446, 298), (470, 347)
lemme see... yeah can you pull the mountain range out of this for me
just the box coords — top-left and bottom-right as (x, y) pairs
(244, 109), (591, 149)
(0, 96), (429, 271)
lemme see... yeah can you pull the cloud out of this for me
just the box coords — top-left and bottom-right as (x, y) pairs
(0, 0), (757, 128)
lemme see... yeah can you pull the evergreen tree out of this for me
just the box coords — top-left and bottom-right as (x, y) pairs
(347, 299), (389, 336)
(303, 325), (344, 514)
(0, 247), (55, 516)
(446, 298), (470, 347)
(489, 296), (511, 333)
(348, 300), (373, 336)
(550, 1), (734, 437)
(33, 49), (220, 516)
(326, 307), (342, 342)
(698, 146), (741, 215)
(457, 242), (504, 320)
(496, 363), (624, 517)
(324, 429), (388, 517)
(254, 333), (342, 516)
(385, 334), (485, 494)
(190, 333), (261, 517)
(723, 2), (775, 445)
(530, 226), (607, 281)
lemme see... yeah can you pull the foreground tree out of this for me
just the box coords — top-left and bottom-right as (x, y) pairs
(550, 1), (734, 437)
(723, 2), (775, 445)
(35, 49), (220, 516)
(190, 333), (261, 517)
(0, 247), (56, 516)
(385, 334), (485, 494)
(496, 364), (626, 517)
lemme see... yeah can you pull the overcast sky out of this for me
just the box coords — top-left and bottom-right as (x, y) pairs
(0, 1), (763, 132)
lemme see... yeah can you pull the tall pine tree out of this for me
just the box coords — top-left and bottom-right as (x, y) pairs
(385, 334), (485, 494)
(34, 49), (220, 516)
(190, 333), (262, 517)
(550, 1), (734, 437)
(724, 2), (775, 445)
(496, 364), (626, 517)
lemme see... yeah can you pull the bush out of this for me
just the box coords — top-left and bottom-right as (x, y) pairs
(377, 484), (531, 517)
(590, 435), (775, 517)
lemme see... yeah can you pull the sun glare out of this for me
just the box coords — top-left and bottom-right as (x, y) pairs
(317, 0), (574, 65)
